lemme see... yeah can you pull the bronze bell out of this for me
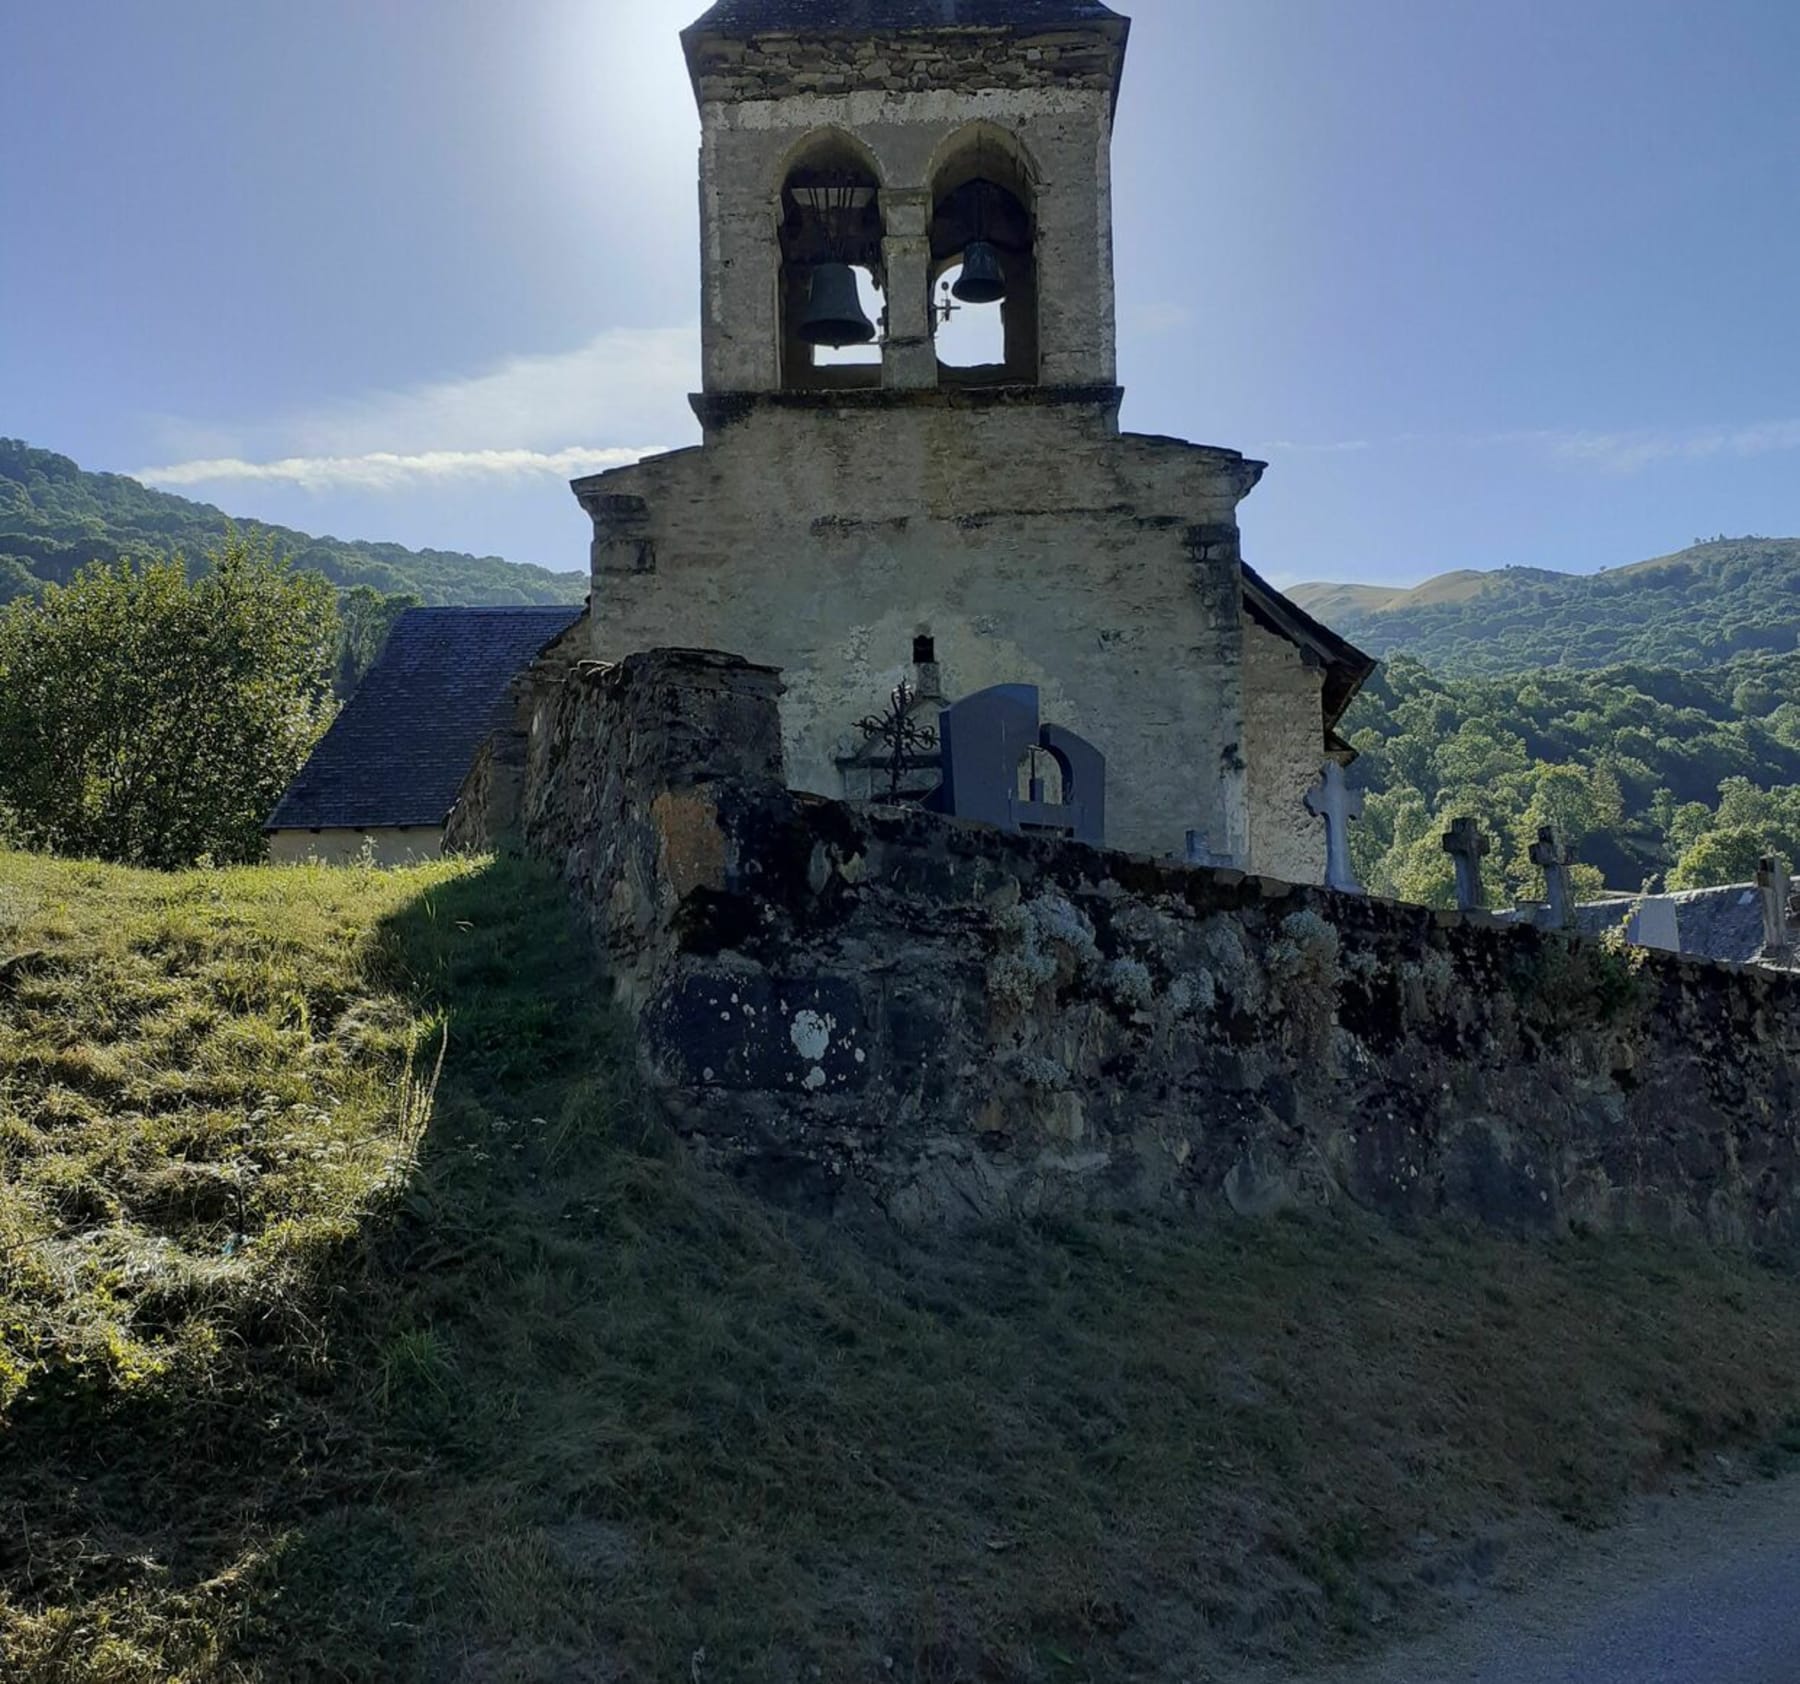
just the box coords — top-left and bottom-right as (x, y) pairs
(952, 240), (1007, 305)
(798, 261), (877, 348)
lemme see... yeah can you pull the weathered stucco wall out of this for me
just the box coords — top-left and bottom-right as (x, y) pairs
(1243, 619), (1329, 886)
(266, 827), (443, 867)
(577, 396), (1263, 862)
(521, 650), (1800, 1249)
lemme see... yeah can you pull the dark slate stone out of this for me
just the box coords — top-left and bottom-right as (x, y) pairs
(1574, 884), (1769, 966)
(685, 0), (1125, 35)
(266, 606), (584, 833)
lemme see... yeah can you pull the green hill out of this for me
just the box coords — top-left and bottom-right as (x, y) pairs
(0, 438), (587, 608)
(1292, 538), (1800, 675)
(4, 848), (1799, 1680)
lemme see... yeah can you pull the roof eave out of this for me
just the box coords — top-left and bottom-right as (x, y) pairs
(1239, 563), (1379, 734)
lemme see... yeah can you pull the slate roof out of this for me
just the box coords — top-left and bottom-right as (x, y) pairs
(1575, 883), (1778, 966)
(266, 606), (585, 833)
(684, 0), (1125, 35)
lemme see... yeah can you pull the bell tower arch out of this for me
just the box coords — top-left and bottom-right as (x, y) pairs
(680, 0), (1129, 398)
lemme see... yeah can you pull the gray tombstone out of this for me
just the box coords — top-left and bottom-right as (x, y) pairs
(1758, 855), (1794, 959)
(1528, 826), (1575, 930)
(931, 684), (1105, 846)
(1441, 816), (1492, 912)
(1627, 897), (1681, 953)
(1304, 761), (1365, 893)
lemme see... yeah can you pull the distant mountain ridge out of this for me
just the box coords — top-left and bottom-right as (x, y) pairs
(0, 439), (588, 608)
(1290, 538), (1800, 674)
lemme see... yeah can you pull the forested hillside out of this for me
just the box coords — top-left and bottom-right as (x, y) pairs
(1292, 534), (1800, 900)
(1343, 652), (1800, 903)
(0, 439), (587, 608)
(1296, 537), (1800, 674)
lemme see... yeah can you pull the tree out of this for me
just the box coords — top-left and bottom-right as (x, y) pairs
(336, 584), (419, 697)
(1668, 825), (1784, 890)
(0, 531), (339, 867)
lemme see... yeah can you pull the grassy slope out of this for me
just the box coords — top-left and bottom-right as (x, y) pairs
(2, 850), (1799, 1682)
(1286, 540), (1800, 674)
(1287, 572), (1497, 621)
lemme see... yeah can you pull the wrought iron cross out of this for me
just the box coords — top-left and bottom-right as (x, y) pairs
(852, 678), (939, 800)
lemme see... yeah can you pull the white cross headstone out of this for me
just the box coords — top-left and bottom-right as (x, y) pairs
(1305, 761), (1365, 894)
(1528, 826), (1575, 930)
(1441, 816), (1492, 912)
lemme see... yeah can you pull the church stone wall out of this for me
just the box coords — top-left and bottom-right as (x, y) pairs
(1243, 619), (1329, 885)
(521, 649), (1800, 1249)
(577, 396), (1261, 860)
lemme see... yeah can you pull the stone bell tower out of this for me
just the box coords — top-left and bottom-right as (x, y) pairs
(571, 1), (1372, 873)
(682, 0), (1128, 396)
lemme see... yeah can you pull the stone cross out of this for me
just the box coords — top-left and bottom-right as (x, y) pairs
(1304, 761), (1365, 894)
(1528, 826), (1575, 930)
(1758, 854), (1794, 959)
(1441, 816), (1492, 912)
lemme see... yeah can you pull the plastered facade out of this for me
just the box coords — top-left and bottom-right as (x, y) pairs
(579, 393), (1261, 859)
(266, 827), (444, 868)
(1243, 620), (1329, 884)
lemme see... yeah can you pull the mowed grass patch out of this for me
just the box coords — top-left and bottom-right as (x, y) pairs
(1, 847), (1798, 1681)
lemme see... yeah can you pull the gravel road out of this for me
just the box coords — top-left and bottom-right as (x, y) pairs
(1298, 1472), (1800, 1684)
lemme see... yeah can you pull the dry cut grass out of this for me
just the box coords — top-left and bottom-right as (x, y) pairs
(0, 846), (1797, 1682)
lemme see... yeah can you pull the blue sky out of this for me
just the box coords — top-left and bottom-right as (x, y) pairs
(4, 0), (1798, 588)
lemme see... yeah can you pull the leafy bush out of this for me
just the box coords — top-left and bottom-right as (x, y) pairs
(0, 533), (339, 866)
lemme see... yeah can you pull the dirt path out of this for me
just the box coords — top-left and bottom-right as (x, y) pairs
(1293, 1472), (1800, 1684)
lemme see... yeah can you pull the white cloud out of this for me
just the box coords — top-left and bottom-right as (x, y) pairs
(1537, 419), (1800, 474)
(140, 324), (700, 493)
(137, 447), (660, 493)
(1252, 421), (1800, 474)
(1253, 437), (1374, 455)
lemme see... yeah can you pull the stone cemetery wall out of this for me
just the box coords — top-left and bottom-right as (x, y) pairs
(520, 649), (1800, 1247)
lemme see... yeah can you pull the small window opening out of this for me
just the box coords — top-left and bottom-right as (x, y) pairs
(912, 635), (936, 664)
(1016, 745), (1066, 807)
(929, 129), (1038, 387)
(934, 264), (1007, 369)
(779, 144), (885, 391)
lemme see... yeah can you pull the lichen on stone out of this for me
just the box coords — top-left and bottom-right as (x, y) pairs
(1102, 956), (1156, 1013)
(987, 891), (1100, 1014)
(1196, 916), (1263, 1011)
(1266, 907), (1343, 1054)
(1012, 1054), (1072, 1091)
(1167, 969), (1217, 1018)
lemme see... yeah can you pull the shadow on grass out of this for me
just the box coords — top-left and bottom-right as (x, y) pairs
(0, 854), (638, 1682)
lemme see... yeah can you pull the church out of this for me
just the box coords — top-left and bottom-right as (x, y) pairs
(268, 0), (1373, 881)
